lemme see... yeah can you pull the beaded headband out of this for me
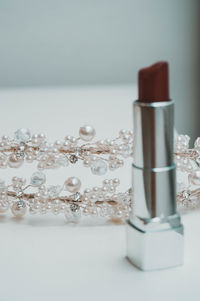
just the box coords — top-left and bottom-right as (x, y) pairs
(0, 126), (199, 222)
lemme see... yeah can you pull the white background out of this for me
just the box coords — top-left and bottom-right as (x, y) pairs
(0, 86), (199, 301)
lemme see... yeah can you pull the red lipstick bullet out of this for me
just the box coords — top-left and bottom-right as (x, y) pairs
(138, 61), (169, 102)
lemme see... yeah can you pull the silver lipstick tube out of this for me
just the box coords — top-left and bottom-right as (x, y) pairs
(126, 100), (184, 271)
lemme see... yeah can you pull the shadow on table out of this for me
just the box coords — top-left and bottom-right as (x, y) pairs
(0, 213), (125, 228)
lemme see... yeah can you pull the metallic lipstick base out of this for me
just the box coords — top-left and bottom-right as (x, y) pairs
(126, 215), (184, 271)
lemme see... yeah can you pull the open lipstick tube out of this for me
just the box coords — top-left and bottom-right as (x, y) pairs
(126, 62), (184, 271)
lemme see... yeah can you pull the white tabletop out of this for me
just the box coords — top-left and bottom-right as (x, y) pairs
(0, 85), (199, 301)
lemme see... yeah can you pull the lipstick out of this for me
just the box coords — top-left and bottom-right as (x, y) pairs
(126, 62), (184, 271)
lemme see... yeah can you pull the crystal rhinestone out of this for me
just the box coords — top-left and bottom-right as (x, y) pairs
(65, 205), (81, 222)
(31, 171), (46, 186)
(69, 155), (78, 164)
(47, 185), (62, 198)
(91, 159), (107, 176)
(70, 203), (80, 213)
(15, 128), (31, 143)
(16, 150), (25, 159)
(73, 192), (81, 201)
(16, 189), (24, 198)
(183, 190), (191, 201)
(74, 147), (83, 157)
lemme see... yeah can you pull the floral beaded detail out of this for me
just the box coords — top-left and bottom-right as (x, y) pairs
(0, 126), (133, 175)
(0, 174), (131, 222)
(175, 134), (200, 210)
(0, 127), (200, 222)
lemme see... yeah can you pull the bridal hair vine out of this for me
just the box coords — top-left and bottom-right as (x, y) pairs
(0, 126), (199, 222)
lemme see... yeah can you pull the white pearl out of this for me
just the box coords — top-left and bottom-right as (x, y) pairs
(190, 170), (200, 185)
(37, 162), (45, 170)
(119, 129), (126, 137)
(8, 154), (23, 168)
(11, 200), (27, 218)
(32, 134), (38, 139)
(103, 179), (109, 186)
(70, 137), (77, 144)
(0, 200), (9, 213)
(113, 178), (120, 186)
(97, 140), (105, 146)
(63, 141), (69, 148)
(54, 140), (62, 148)
(91, 159), (107, 176)
(2, 135), (8, 141)
(79, 125), (96, 141)
(38, 133), (46, 140)
(0, 161), (7, 168)
(65, 177), (81, 193)
(84, 188), (91, 194)
(26, 154), (34, 163)
(83, 159), (90, 167)
(0, 142), (5, 151)
(32, 138), (39, 145)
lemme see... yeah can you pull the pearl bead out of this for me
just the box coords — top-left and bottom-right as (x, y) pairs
(190, 170), (200, 185)
(119, 129), (126, 137)
(37, 162), (45, 170)
(32, 138), (39, 145)
(32, 134), (38, 139)
(54, 140), (62, 148)
(0, 200), (9, 213)
(84, 188), (91, 194)
(65, 177), (81, 193)
(2, 135), (8, 141)
(63, 141), (69, 148)
(38, 133), (46, 140)
(83, 159), (90, 167)
(113, 178), (120, 186)
(8, 154), (23, 168)
(103, 179), (109, 186)
(11, 200), (27, 218)
(26, 154), (34, 163)
(79, 125), (96, 141)
(0, 161), (7, 168)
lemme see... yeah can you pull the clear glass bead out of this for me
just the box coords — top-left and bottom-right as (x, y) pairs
(91, 159), (107, 176)
(31, 172), (46, 186)
(15, 128), (31, 143)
